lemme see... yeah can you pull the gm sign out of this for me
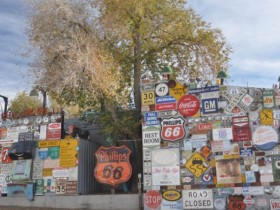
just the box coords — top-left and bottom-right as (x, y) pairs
(202, 98), (218, 115)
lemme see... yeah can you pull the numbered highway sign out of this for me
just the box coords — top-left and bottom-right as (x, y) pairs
(155, 83), (169, 97)
(160, 117), (185, 141)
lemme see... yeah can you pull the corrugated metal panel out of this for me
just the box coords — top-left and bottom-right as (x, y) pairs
(78, 138), (102, 194)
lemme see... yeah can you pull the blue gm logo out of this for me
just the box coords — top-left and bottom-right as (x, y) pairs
(201, 98), (218, 114)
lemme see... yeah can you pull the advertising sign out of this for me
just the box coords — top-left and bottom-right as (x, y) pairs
(252, 126), (278, 150)
(216, 157), (242, 184)
(144, 190), (162, 210)
(160, 117), (185, 141)
(46, 123), (61, 140)
(263, 89), (274, 108)
(270, 199), (280, 210)
(94, 146), (132, 186)
(155, 96), (177, 111)
(188, 85), (219, 94)
(201, 98), (219, 115)
(152, 148), (180, 186)
(212, 128), (233, 141)
(183, 189), (213, 209)
(232, 116), (252, 141)
(2, 147), (12, 163)
(178, 95), (200, 117)
(260, 109), (273, 125)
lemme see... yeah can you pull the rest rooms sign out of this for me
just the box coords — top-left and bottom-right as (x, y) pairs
(142, 127), (161, 147)
(183, 189), (213, 209)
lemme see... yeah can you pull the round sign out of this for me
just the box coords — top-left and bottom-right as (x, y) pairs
(178, 95), (200, 117)
(214, 198), (226, 210)
(252, 126), (278, 150)
(144, 190), (162, 210)
(155, 83), (169, 97)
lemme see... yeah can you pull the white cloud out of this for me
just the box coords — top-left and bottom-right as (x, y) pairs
(187, 0), (280, 88)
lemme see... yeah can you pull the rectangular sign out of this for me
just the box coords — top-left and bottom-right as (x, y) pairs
(155, 96), (176, 104)
(142, 128), (161, 147)
(144, 112), (159, 126)
(183, 189), (213, 209)
(155, 103), (177, 111)
(141, 91), (155, 106)
(188, 85), (219, 94)
(38, 140), (60, 148)
(212, 128), (233, 141)
(201, 98), (218, 115)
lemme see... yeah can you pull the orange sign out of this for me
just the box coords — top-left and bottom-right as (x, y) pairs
(94, 145), (132, 187)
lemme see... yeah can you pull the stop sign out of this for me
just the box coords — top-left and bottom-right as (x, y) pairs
(144, 190), (162, 210)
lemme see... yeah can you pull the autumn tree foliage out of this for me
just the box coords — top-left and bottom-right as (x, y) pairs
(25, 0), (231, 139)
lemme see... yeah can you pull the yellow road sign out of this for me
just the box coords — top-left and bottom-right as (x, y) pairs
(185, 152), (209, 178)
(260, 109), (273, 125)
(141, 91), (155, 106)
(169, 81), (187, 101)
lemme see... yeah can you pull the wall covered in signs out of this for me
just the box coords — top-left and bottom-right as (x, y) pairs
(0, 114), (79, 197)
(141, 79), (280, 210)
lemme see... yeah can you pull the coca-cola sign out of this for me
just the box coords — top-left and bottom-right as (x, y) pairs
(178, 95), (200, 117)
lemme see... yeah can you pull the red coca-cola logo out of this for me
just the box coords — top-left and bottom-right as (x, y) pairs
(178, 95), (200, 117)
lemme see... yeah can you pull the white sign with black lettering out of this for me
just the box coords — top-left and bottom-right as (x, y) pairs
(183, 189), (213, 209)
(142, 127), (161, 147)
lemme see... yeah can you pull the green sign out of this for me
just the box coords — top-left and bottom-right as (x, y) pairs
(35, 179), (44, 196)
(49, 146), (60, 159)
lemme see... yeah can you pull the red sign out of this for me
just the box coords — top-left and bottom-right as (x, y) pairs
(160, 117), (185, 141)
(144, 190), (162, 210)
(155, 103), (177, 111)
(94, 146), (132, 187)
(46, 123), (61, 140)
(178, 95), (199, 117)
(232, 116), (252, 141)
(1, 147), (12, 163)
(228, 201), (246, 210)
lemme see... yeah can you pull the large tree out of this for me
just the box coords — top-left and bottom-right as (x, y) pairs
(25, 0), (231, 137)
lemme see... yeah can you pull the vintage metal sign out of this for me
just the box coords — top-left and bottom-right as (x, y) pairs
(46, 123), (61, 140)
(144, 190), (162, 210)
(142, 126), (161, 147)
(155, 96), (177, 111)
(141, 91), (155, 106)
(160, 117), (185, 141)
(178, 95), (200, 117)
(253, 126), (278, 150)
(144, 112), (159, 126)
(169, 81), (187, 101)
(188, 85), (219, 94)
(155, 83), (169, 97)
(183, 189), (213, 209)
(232, 116), (252, 141)
(152, 148), (180, 186)
(94, 145), (132, 187)
(60, 138), (78, 168)
(201, 98), (219, 115)
(185, 152), (209, 178)
(212, 128), (233, 141)
(260, 109), (273, 125)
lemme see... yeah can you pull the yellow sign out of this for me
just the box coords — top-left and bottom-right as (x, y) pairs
(169, 82), (187, 101)
(60, 139), (78, 168)
(43, 168), (53, 176)
(141, 91), (155, 105)
(185, 152), (209, 178)
(38, 140), (60, 148)
(260, 109), (273, 125)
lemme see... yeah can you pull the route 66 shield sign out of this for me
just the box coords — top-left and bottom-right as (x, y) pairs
(94, 145), (132, 187)
(160, 117), (185, 141)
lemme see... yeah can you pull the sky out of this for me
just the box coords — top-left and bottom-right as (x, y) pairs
(1, 0), (280, 112)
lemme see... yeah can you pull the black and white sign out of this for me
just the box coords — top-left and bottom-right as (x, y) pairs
(155, 83), (169, 97)
(142, 127), (161, 147)
(183, 189), (213, 209)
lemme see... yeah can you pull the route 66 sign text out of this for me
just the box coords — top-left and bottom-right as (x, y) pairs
(160, 117), (185, 141)
(94, 145), (132, 187)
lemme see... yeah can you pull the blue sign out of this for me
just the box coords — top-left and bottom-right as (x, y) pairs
(188, 85), (219, 94)
(201, 98), (218, 114)
(144, 112), (159, 126)
(155, 96), (176, 104)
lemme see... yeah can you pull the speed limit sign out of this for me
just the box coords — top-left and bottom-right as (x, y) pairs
(160, 117), (185, 141)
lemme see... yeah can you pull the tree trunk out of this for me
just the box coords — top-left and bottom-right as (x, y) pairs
(133, 27), (142, 120)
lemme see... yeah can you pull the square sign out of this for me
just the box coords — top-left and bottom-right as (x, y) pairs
(144, 112), (159, 126)
(201, 98), (218, 115)
(141, 91), (155, 106)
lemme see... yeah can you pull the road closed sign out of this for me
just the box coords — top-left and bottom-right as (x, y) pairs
(183, 189), (213, 209)
(144, 190), (162, 210)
